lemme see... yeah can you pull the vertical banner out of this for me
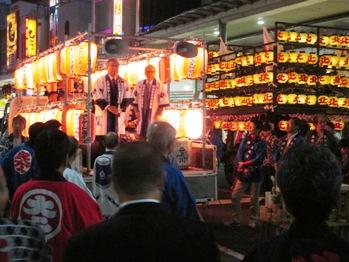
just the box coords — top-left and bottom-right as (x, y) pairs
(113, 0), (123, 35)
(6, 12), (18, 69)
(25, 18), (37, 58)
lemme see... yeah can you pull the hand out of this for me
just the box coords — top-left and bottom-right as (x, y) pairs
(107, 105), (119, 115)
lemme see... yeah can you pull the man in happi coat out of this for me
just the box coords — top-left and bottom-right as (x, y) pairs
(133, 65), (170, 138)
(92, 58), (133, 135)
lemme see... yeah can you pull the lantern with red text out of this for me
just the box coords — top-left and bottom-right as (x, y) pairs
(333, 120), (345, 131)
(288, 72), (298, 83)
(78, 111), (95, 144)
(277, 94), (288, 104)
(287, 94), (298, 105)
(319, 75), (331, 85)
(306, 32), (317, 45)
(319, 55), (332, 67)
(328, 97), (339, 107)
(296, 32), (307, 43)
(318, 95), (329, 106)
(319, 36), (330, 46)
(288, 31), (298, 42)
(297, 51), (308, 64)
(330, 35), (340, 47)
(307, 53), (318, 65)
(277, 31), (289, 42)
(289, 51), (298, 63)
(277, 73), (288, 84)
(306, 95), (317, 106)
(278, 52), (289, 63)
(307, 75), (317, 86)
(278, 120), (289, 132)
(298, 73), (308, 85)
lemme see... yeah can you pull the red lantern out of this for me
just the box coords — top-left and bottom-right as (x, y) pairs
(278, 120), (289, 131)
(333, 120), (345, 131)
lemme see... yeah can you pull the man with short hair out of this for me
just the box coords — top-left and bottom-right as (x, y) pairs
(244, 145), (349, 261)
(147, 121), (199, 220)
(64, 142), (219, 262)
(92, 132), (119, 218)
(133, 64), (170, 138)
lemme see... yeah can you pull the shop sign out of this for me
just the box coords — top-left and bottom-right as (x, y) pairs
(25, 19), (37, 57)
(113, 0), (123, 35)
(6, 12), (18, 69)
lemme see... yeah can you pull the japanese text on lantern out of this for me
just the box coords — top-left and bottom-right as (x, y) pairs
(113, 0), (123, 35)
(6, 12), (17, 68)
(25, 19), (36, 58)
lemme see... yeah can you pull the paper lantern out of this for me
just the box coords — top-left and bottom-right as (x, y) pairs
(306, 32), (318, 45)
(306, 95), (317, 105)
(338, 56), (349, 69)
(298, 73), (308, 85)
(266, 72), (273, 83)
(307, 75), (317, 86)
(307, 53), (318, 65)
(63, 108), (85, 139)
(218, 98), (229, 108)
(339, 76), (348, 88)
(245, 75), (253, 86)
(264, 93), (273, 104)
(277, 94), (288, 104)
(297, 94), (307, 104)
(278, 120), (289, 131)
(254, 53), (262, 66)
(221, 121), (229, 130)
(330, 56), (339, 68)
(330, 35), (340, 47)
(328, 97), (339, 107)
(259, 52), (267, 64)
(319, 35), (330, 46)
(289, 51), (298, 63)
(213, 120), (222, 129)
(318, 95), (329, 105)
(277, 73), (288, 83)
(246, 96), (253, 106)
(229, 122), (238, 131)
(236, 76), (246, 87)
(207, 63), (219, 74)
(184, 110), (203, 139)
(319, 75), (330, 85)
(227, 60), (236, 71)
(60, 45), (75, 77)
(333, 120), (345, 131)
(297, 51), (308, 63)
(235, 54), (242, 65)
(227, 79), (236, 89)
(241, 55), (254, 67)
(240, 97), (248, 106)
(288, 72), (298, 83)
(330, 75), (340, 86)
(319, 55), (332, 67)
(234, 96), (242, 107)
(14, 67), (25, 89)
(287, 94), (298, 104)
(253, 94), (263, 104)
(278, 52), (289, 63)
(265, 51), (274, 64)
(339, 35), (349, 47)
(238, 122), (246, 131)
(219, 80), (228, 90)
(24, 63), (35, 89)
(227, 97), (235, 107)
(73, 41), (98, 76)
(253, 74), (260, 84)
(288, 31), (298, 42)
(205, 82), (213, 92)
(277, 31), (289, 42)
(338, 97), (347, 108)
(296, 32), (308, 43)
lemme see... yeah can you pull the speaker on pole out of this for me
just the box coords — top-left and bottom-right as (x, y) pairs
(104, 38), (129, 56)
(173, 41), (198, 58)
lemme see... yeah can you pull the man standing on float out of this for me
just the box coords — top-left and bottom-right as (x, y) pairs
(133, 64), (170, 138)
(92, 58), (133, 135)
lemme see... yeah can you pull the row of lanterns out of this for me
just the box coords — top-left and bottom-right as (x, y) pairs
(205, 72), (273, 92)
(277, 31), (349, 48)
(276, 94), (349, 108)
(15, 42), (98, 90)
(278, 120), (344, 131)
(277, 72), (349, 87)
(206, 93), (273, 109)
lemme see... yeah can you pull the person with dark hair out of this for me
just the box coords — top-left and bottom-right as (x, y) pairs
(45, 119), (62, 130)
(244, 145), (349, 261)
(338, 138), (349, 184)
(64, 142), (220, 262)
(274, 118), (306, 164)
(92, 132), (119, 218)
(298, 119), (310, 138)
(231, 118), (267, 227)
(0, 166), (51, 261)
(307, 114), (340, 158)
(0, 114), (27, 159)
(1, 122), (46, 199)
(10, 129), (102, 262)
(63, 136), (94, 199)
(147, 121), (199, 220)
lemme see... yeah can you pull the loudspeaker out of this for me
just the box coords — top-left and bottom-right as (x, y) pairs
(104, 38), (129, 55)
(173, 41), (198, 58)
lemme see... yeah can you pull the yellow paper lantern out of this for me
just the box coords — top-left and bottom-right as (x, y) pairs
(219, 80), (228, 90)
(205, 82), (213, 92)
(333, 120), (345, 131)
(213, 120), (222, 129)
(307, 75), (317, 86)
(229, 122), (238, 131)
(297, 32), (308, 43)
(338, 97), (347, 108)
(298, 73), (308, 85)
(278, 120), (289, 131)
(259, 52), (266, 64)
(330, 35), (340, 47)
(297, 51), (308, 64)
(319, 35), (330, 46)
(253, 74), (260, 84)
(234, 96), (242, 107)
(238, 122), (246, 131)
(266, 72), (273, 83)
(227, 60), (236, 71)
(306, 32), (318, 45)
(14, 67), (25, 90)
(338, 56), (349, 69)
(241, 55), (254, 67)
(263, 93), (273, 104)
(339, 76), (348, 88)
(318, 95), (329, 105)
(328, 96), (339, 107)
(319, 75), (331, 85)
(289, 51), (298, 63)
(254, 53), (262, 66)
(265, 51), (274, 64)
(288, 72), (299, 83)
(277, 30), (289, 42)
(306, 95), (317, 105)
(297, 94), (307, 104)
(339, 35), (349, 48)
(207, 63), (219, 74)
(277, 94), (288, 104)
(245, 75), (253, 86)
(330, 56), (339, 68)
(236, 76), (245, 88)
(319, 55), (332, 67)
(227, 79), (236, 89)
(73, 41), (98, 76)
(246, 96), (253, 106)
(277, 73), (288, 84)
(235, 54), (242, 65)
(288, 31), (298, 42)
(227, 97), (235, 107)
(330, 75), (340, 86)
(287, 94), (298, 104)
(307, 53), (318, 65)
(278, 52), (289, 63)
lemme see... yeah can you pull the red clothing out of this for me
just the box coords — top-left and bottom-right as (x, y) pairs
(11, 180), (102, 262)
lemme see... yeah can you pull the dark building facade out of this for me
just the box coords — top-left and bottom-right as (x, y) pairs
(0, 2), (10, 74)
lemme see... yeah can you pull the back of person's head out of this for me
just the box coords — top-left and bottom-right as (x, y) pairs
(103, 132), (118, 149)
(278, 144), (341, 223)
(12, 114), (26, 126)
(28, 122), (46, 144)
(67, 136), (79, 159)
(298, 119), (310, 137)
(45, 119), (62, 130)
(146, 121), (176, 154)
(250, 118), (263, 130)
(34, 129), (69, 174)
(112, 142), (163, 196)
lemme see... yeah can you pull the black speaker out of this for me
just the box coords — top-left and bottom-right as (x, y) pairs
(173, 41), (198, 58)
(104, 38), (129, 55)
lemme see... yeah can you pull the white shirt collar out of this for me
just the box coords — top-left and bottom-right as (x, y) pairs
(119, 199), (160, 209)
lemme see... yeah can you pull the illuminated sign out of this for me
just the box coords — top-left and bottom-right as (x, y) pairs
(6, 12), (18, 69)
(26, 19), (37, 57)
(113, 0), (123, 35)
